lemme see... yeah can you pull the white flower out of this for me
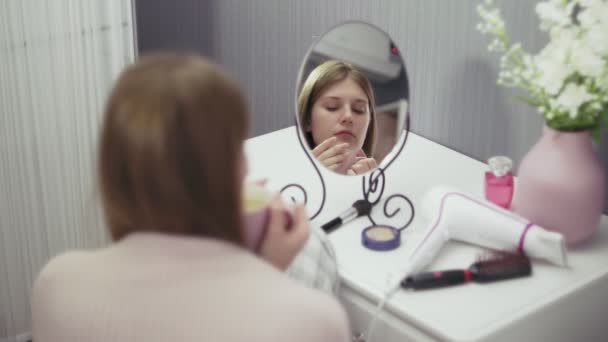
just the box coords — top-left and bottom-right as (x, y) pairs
(532, 26), (584, 95)
(579, 9), (597, 28)
(522, 69), (534, 79)
(579, 0), (602, 8)
(584, 24), (608, 55)
(477, 0), (608, 129)
(556, 83), (594, 118)
(535, 0), (574, 30)
(548, 25), (578, 50)
(600, 74), (608, 92)
(533, 51), (571, 95)
(571, 44), (605, 78)
(578, 0), (608, 28)
(592, 102), (603, 110)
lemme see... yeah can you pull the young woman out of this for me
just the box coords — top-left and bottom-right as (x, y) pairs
(298, 60), (378, 175)
(31, 53), (350, 342)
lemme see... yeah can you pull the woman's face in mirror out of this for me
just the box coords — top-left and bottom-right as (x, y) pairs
(307, 77), (371, 155)
(296, 21), (409, 176)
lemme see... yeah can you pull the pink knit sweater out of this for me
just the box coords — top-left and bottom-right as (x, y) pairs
(32, 232), (351, 342)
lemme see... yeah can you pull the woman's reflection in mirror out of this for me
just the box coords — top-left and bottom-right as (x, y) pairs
(298, 60), (378, 175)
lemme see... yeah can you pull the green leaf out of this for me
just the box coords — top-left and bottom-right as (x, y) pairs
(545, 113), (598, 132)
(591, 124), (601, 145)
(512, 95), (541, 107)
(601, 107), (608, 126)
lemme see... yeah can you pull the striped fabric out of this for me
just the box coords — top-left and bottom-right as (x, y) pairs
(287, 226), (341, 294)
(0, 1), (135, 340)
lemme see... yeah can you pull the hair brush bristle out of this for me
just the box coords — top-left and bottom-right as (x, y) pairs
(470, 251), (532, 282)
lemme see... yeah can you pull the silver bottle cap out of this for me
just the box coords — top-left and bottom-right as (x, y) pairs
(488, 156), (512, 177)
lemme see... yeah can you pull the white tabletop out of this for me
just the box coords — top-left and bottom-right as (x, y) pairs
(245, 126), (608, 341)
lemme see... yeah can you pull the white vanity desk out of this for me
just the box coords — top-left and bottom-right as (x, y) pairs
(245, 126), (608, 342)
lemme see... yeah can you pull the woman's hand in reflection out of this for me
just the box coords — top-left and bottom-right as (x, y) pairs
(311, 136), (350, 172)
(259, 196), (310, 271)
(347, 151), (377, 175)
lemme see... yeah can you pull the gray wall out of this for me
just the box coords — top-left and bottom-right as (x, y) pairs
(135, 0), (544, 161)
(135, 0), (608, 211)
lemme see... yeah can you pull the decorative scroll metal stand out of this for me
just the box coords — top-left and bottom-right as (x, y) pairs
(280, 114), (415, 234)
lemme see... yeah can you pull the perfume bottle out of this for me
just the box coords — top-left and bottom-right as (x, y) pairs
(485, 156), (514, 209)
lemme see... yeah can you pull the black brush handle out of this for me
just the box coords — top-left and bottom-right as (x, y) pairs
(471, 260), (532, 283)
(321, 217), (342, 234)
(401, 270), (468, 290)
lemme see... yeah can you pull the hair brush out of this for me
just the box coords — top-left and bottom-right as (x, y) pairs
(401, 251), (532, 290)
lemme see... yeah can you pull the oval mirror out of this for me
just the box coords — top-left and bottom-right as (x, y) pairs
(296, 21), (409, 176)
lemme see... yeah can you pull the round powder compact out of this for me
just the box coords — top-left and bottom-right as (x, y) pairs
(362, 225), (401, 251)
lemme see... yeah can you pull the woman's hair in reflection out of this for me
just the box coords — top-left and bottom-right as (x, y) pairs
(297, 60), (376, 157)
(99, 53), (248, 242)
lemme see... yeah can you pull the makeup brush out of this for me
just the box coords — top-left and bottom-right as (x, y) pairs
(322, 199), (372, 234)
(401, 251), (532, 290)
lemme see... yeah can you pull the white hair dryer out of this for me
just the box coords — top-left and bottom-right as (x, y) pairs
(369, 186), (569, 342)
(402, 186), (568, 277)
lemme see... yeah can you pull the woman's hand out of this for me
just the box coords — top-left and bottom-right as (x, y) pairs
(347, 156), (377, 175)
(259, 196), (310, 270)
(311, 137), (352, 172)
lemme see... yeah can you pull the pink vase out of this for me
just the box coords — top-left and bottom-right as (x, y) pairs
(513, 126), (605, 245)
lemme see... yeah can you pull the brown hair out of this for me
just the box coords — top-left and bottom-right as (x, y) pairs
(99, 53), (249, 243)
(297, 60), (376, 156)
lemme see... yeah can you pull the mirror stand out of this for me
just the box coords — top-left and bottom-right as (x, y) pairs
(280, 115), (415, 234)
